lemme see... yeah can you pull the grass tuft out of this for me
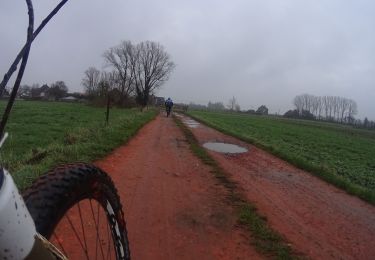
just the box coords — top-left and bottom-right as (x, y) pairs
(239, 204), (293, 259)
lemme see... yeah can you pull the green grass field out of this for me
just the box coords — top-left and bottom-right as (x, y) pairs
(0, 101), (157, 190)
(188, 110), (375, 204)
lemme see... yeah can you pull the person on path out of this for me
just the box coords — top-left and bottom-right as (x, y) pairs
(165, 97), (174, 117)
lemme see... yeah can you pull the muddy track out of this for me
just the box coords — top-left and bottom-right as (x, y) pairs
(95, 114), (262, 260)
(94, 113), (375, 259)
(178, 114), (375, 259)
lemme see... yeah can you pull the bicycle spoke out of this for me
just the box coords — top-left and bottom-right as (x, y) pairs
(77, 202), (89, 255)
(89, 199), (106, 259)
(23, 164), (127, 260)
(66, 213), (89, 259)
(89, 200), (99, 260)
(97, 201), (106, 259)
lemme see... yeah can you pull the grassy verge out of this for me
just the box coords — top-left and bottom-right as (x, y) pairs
(173, 115), (299, 259)
(0, 101), (157, 190)
(187, 111), (375, 205)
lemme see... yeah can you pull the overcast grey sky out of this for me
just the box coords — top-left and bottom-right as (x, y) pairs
(1, 0), (374, 119)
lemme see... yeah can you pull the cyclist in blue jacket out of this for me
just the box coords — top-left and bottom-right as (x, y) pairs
(165, 97), (174, 117)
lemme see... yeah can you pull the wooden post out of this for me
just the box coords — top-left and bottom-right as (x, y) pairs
(106, 91), (110, 125)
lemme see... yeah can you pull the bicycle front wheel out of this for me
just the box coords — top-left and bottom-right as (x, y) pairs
(23, 163), (130, 260)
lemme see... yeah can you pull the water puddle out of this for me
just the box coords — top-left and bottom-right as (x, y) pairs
(183, 119), (200, 128)
(174, 114), (200, 128)
(174, 114), (184, 118)
(203, 142), (248, 154)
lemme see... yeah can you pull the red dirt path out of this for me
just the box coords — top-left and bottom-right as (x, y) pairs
(95, 115), (262, 260)
(181, 114), (375, 259)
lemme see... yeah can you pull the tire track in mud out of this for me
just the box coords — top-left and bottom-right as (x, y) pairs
(95, 114), (262, 260)
(180, 113), (375, 260)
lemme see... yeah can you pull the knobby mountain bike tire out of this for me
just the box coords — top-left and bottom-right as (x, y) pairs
(23, 163), (130, 260)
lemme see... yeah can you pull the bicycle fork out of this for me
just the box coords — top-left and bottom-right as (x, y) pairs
(0, 168), (66, 259)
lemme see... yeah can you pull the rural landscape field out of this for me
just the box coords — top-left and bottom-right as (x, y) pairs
(0, 100), (374, 259)
(3, 101), (373, 200)
(188, 110), (375, 203)
(1, 0), (375, 259)
(0, 101), (156, 190)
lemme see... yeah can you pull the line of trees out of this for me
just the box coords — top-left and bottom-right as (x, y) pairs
(196, 97), (243, 112)
(189, 99), (269, 115)
(82, 40), (175, 109)
(207, 101), (225, 110)
(363, 117), (375, 129)
(82, 68), (115, 100)
(293, 94), (357, 123)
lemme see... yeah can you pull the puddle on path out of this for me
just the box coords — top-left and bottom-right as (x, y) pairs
(184, 119), (200, 128)
(174, 114), (184, 118)
(174, 114), (200, 128)
(203, 142), (248, 154)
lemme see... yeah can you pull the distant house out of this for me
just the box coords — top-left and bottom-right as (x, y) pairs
(31, 84), (50, 99)
(153, 96), (165, 106)
(147, 95), (165, 106)
(40, 84), (48, 90)
(39, 84), (50, 97)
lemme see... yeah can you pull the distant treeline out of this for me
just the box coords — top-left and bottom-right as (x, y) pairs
(186, 94), (374, 130)
(189, 101), (269, 115)
(293, 94), (357, 122)
(285, 94), (374, 130)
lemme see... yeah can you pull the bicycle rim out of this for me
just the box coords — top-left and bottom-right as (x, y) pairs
(23, 163), (130, 260)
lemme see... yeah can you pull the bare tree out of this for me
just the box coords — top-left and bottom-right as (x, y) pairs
(311, 96), (319, 116)
(49, 81), (68, 100)
(227, 96), (237, 111)
(131, 41), (175, 109)
(322, 96), (328, 118)
(293, 95), (304, 115)
(347, 100), (357, 122)
(256, 105), (268, 115)
(103, 41), (135, 103)
(302, 94), (309, 112)
(293, 94), (358, 123)
(317, 96), (323, 119)
(339, 98), (349, 122)
(207, 101), (225, 111)
(82, 67), (101, 96)
(96, 71), (113, 98)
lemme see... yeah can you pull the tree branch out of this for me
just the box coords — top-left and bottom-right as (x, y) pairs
(0, 0), (69, 96)
(0, 0), (34, 137)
